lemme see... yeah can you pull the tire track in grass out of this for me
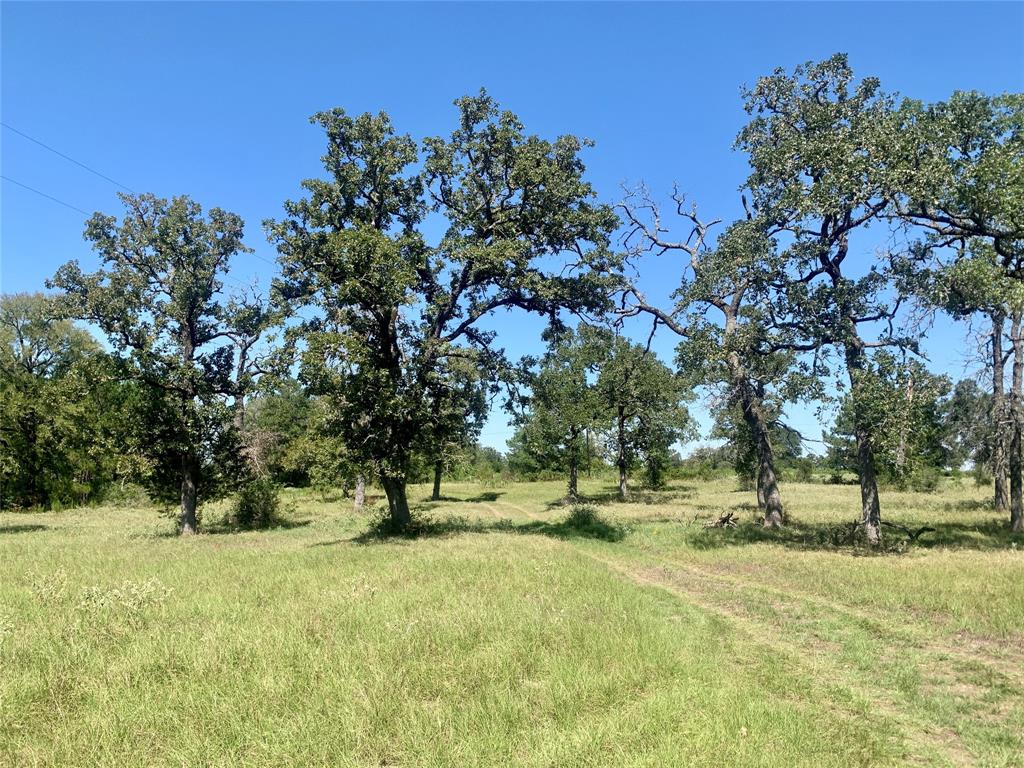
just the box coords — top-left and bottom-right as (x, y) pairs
(602, 550), (1024, 747)
(496, 501), (543, 522)
(480, 503), (507, 522)
(579, 549), (985, 768)
(612, 549), (1024, 688)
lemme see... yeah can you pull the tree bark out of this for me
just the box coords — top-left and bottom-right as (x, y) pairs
(894, 373), (914, 481)
(755, 428), (785, 528)
(431, 459), (443, 501)
(991, 311), (1010, 515)
(353, 474), (365, 513)
(180, 454), (198, 535)
(846, 342), (882, 545)
(380, 475), (412, 529)
(616, 405), (628, 500)
(734, 373), (785, 528)
(179, 328), (199, 536)
(585, 427), (592, 478)
(565, 427), (581, 502)
(854, 420), (883, 545)
(1010, 312), (1023, 533)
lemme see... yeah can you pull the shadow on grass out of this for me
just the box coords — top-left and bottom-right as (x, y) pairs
(153, 518), (314, 537)
(427, 491), (506, 503)
(683, 516), (1020, 555)
(350, 505), (626, 546)
(0, 523), (49, 535)
(415, 491), (507, 513)
(543, 485), (696, 510)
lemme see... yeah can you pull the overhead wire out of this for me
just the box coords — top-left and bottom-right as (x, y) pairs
(2, 122), (135, 192)
(1, 174), (91, 216)
(3, 123), (278, 274)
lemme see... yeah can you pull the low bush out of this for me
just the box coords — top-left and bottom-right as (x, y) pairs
(232, 479), (281, 530)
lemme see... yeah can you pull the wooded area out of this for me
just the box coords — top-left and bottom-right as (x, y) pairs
(3, 55), (1020, 543)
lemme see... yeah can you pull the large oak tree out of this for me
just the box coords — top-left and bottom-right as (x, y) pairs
(268, 93), (618, 529)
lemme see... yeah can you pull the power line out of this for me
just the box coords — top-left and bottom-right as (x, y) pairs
(2, 122), (134, 192)
(3, 124), (283, 271)
(246, 251), (278, 266)
(1, 175), (90, 215)
(2, 176), (259, 293)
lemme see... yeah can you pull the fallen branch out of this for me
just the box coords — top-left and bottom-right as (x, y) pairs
(881, 521), (936, 542)
(831, 519), (936, 546)
(704, 511), (738, 528)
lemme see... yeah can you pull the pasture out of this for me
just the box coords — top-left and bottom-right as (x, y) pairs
(1, 478), (1021, 767)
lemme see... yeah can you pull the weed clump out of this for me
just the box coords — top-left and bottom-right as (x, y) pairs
(76, 578), (173, 631)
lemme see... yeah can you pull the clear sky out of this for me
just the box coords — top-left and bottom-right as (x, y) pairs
(2, 1), (1022, 452)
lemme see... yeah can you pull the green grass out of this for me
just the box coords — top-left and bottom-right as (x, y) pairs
(1, 477), (1021, 766)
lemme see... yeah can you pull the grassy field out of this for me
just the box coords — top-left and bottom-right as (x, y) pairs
(1, 477), (1022, 767)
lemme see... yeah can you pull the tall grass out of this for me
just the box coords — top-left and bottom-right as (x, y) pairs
(0, 477), (1020, 766)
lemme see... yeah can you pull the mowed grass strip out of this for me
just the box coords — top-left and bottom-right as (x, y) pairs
(1, 477), (1021, 766)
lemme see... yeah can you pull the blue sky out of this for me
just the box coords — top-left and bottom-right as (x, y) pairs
(2, 2), (1022, 452)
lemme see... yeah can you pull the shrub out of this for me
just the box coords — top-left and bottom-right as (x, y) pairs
(561, 505), (627, 541)
(101, 482), (150, 508)
(785, 458), (816, 483)
(232, 479), (281, 529)
(908, 467), (942, 493)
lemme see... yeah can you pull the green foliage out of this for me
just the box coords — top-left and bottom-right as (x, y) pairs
(710, 400), (803, 486)
(0, 293), (138, 509)
(447, 443), (509, 484)
(231, 478), (281, 530)
(596, 331), (695, 489)
(48, 193), (259, 527)
(268, 92), (618, 524)
(510, 326), (606, 484)
(824, 351), (952, 486)
(930, 243), (1024, 319)
(943, 378), (997, 471)
(243, 380), (316, 486)
(421, 354), (490, 489)
(677, 446), (737, 482)
(896, 92), (1024, 277)
(737, 54), (915, 362)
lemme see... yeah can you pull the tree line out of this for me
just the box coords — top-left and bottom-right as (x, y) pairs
(1, 54), (1021, 542)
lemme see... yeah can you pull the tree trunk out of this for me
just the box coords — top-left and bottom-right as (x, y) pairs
(180, 454), (198, 535)
(585, 427), (592, 478)
(353, 474), (365, 513)
(178, 330), (199, 535)
(616, 406), (628, 500)
(756, 437), (785, 529)
(854, 421), (883, 544)
(1011, 424), (1023, 533)
(894, 372), (914, 482)
(736, 378), (784, 528)
(846, 343), (882, 545)
(568, 458), (579, 501)
(1010, 312), (1023, 533)
(431, 459), (442, 501)
(380, 475), (411, 529)
(992, 312), (1010, 515)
